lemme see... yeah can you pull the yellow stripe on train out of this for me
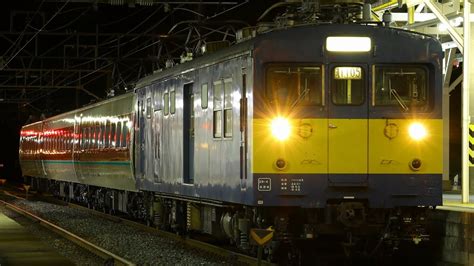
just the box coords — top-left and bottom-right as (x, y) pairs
(252, 118), (443, 174)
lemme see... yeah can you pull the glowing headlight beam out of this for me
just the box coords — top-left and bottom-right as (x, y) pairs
(408, 123), (427, 141)
(271, 117), (291, 141)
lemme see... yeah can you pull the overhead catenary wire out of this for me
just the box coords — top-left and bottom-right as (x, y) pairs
(98, 5), (164, 48)
(26, 6), (91, 32)
(2, 0), (46, 59)
(1, 0), (71, 71)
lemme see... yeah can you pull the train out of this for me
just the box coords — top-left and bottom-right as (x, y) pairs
(19, 2), (443, 260)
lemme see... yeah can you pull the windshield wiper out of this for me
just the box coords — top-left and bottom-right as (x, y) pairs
(290, 88), (310, 109)
(390, 88), (409, 111)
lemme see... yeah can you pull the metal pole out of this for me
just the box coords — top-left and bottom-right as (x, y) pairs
(408, 6), (415, 25)
(462, 0), (471, 203)
(443, 48), (456, 191)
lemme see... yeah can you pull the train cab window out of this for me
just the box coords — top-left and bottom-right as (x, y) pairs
(224, 78), (233, 138)
(146, 97), (152, 119)
(331, 66), (365, 105)
(201, 83), (208, 109)
(170, 91), (176, 114)
(213, 80), (223, 138)
(266, 65), (323, 107)
(164, 93), (169, 115)
(373, 65), (428, 109)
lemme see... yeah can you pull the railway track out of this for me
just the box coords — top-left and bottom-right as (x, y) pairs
(0, 198), (134, 266)
(1, 186), (270, 265)
(66, 202), (263, 265)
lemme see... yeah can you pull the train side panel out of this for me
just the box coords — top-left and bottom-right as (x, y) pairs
(73, 93), (136, 191)
(19, 122), (45, 179)
(41, 113), (78, 183)
(136, 53), (254, 205)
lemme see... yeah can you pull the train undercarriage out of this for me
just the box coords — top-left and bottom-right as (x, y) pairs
(26, 177), (432, 262)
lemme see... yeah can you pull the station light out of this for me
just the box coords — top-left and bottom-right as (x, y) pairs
(326, 37), (371, 52)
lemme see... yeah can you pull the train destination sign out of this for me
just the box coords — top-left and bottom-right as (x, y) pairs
(334, 67), (362, 80)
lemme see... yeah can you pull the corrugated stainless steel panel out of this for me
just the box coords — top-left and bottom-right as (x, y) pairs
(76, 93), (136, 191)
(41, 112), (77, 183)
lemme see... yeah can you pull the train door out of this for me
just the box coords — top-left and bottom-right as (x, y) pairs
(37, 123), (47, 177)
(152, 88), (162, 183)
(183, 82), (194, 184)
(327, 64), (368, 186)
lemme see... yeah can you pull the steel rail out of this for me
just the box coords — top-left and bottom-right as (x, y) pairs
(0, 199), (135, 266)
(2, 188), (271, 265)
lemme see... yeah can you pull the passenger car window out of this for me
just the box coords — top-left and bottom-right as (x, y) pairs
(331, 66), (365, 105)
(116, 122), (122, 147)
(122, 121), (129, 148)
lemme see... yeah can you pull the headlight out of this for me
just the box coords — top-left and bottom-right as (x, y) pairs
(270, 117), (291, 141)
(408, 123), (427, 141)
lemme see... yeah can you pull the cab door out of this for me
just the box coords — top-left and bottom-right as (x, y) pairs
(327, 65), (368, 186)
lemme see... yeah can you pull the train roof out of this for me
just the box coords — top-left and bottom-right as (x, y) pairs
(21, 92), (134, 129)
(135, 23), (440, 89)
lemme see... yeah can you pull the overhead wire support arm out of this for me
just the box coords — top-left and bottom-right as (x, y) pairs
(422, 0), (464, 54)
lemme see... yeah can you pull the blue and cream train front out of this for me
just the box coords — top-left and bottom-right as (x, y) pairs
(251, 24), (443, 209)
